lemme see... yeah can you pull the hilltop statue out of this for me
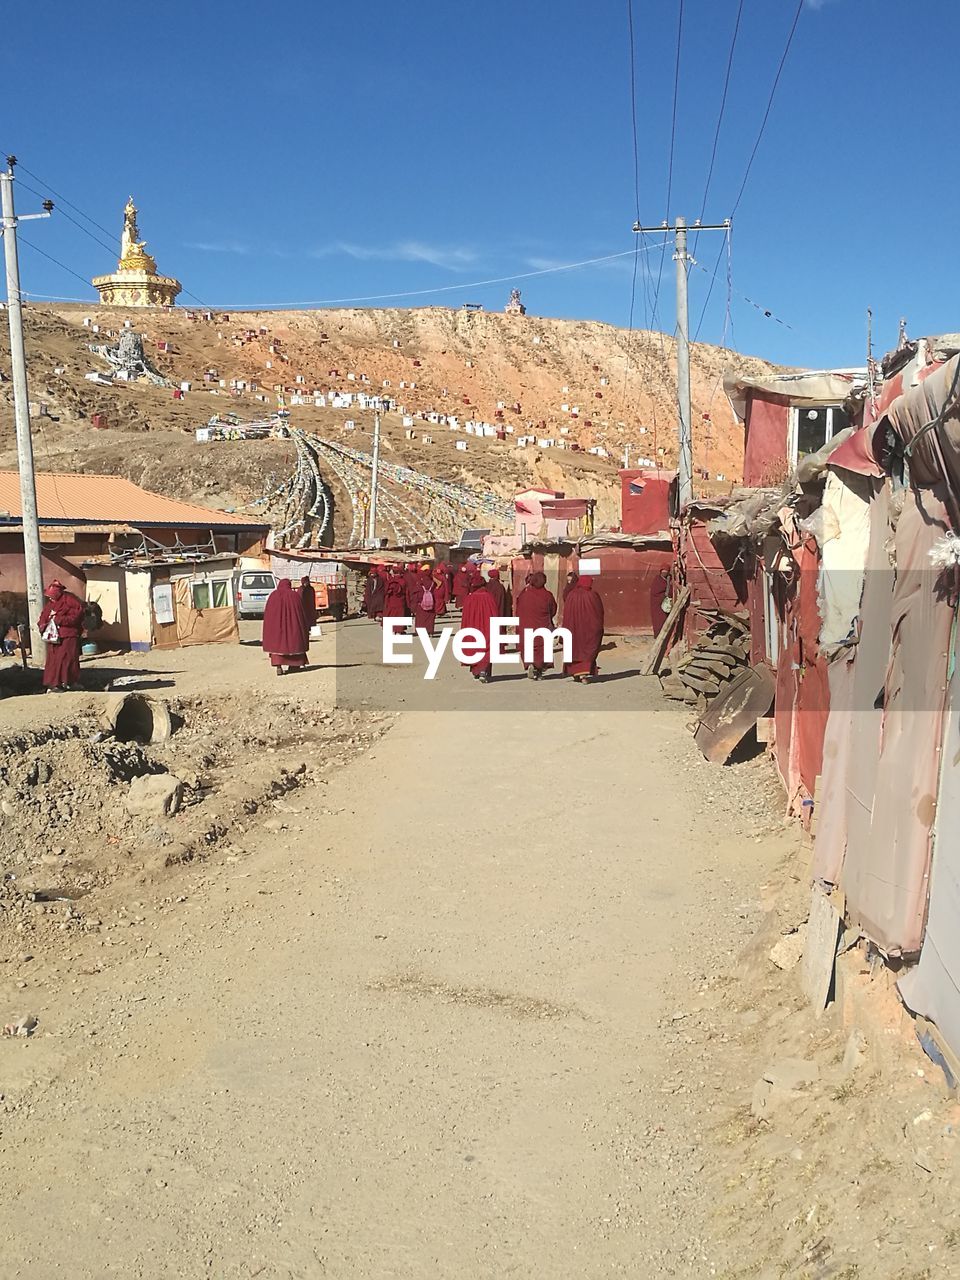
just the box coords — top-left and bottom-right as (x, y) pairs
(120, 197), (141, 260)
(505, 288), (526, 316)
(92, 197), (182, 308)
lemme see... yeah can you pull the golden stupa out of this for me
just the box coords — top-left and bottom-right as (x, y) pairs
(92, 197), (181, 307)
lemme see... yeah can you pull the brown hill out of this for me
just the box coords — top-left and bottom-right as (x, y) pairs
(0, 304), (778, 539)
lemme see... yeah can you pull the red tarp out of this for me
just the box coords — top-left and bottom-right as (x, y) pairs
(743, 394), (790, 487)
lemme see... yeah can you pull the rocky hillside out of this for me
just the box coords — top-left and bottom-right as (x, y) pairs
(0, 304), (779, 537)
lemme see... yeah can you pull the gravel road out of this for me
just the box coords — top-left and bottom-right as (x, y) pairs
(0, 622), (785, 1278)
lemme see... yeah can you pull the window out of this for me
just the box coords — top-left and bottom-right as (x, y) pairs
(190, 578), (232, 610)
(789, 404), (849, 465)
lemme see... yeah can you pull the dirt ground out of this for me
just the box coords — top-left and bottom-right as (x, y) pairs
(0, 623), (956, 1278)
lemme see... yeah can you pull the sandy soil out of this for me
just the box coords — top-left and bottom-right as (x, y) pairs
(0, 626), (955, 1278)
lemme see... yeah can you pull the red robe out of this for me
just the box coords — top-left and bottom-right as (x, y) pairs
(431, 571), (449, 617)
(364, 572), (386, 619)
(299, 581), (318, 627)
(262, 579), (310, 668)
(452, 565), (470, 606)
(408, 573), (439, 636)
(382, 575), (407, 618)
(484, 574), (507, 613)
(38, 590), (85, 689)
(516, 582), (557, 669)
(460, 588), (497, 677)
(563, 580), (605, 676)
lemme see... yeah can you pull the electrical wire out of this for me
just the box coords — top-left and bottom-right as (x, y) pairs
(17, 236), (96, 292)
(730, 0), (804, 216)
(190, 244), (671, 310)
(648, 0), (684, 334)
(693, 0), (743, 257)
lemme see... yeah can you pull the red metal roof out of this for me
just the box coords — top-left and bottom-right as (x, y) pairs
(0, 471), (266, 529)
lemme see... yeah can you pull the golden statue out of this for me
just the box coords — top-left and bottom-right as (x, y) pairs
(92, 196), (181, 308)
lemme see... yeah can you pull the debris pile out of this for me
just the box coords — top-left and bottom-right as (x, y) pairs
(658, 610), (751, 712)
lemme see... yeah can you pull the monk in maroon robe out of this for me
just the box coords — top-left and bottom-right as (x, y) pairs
(37, 580), (85, 692)
(364, 568), (386, 621)
(563, 576), (605, 682)
(431, 564), (449, 617)
(299, 576), (318, 627)
(461, 579), (497, 683)
(382, 569), (408, 620)
(262, 578), (310, 675)
(452, 563), (470, 608)
(484, 568), (507, 614)
(408, 567), (439, 636)
(515, 571), (557, 680)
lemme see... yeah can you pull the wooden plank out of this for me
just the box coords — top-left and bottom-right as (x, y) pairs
(643, 584), (690, 676)
(801, 886), (841, 1015)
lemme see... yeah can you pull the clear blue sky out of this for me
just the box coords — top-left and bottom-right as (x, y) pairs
(3, 0), (955, 369)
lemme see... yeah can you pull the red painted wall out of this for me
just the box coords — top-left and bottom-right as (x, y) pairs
(681, 521), (749, 641)
(743, 392), (790, 486)
(619, 470), (672, 534)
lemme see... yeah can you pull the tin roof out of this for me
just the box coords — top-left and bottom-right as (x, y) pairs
(0, 471), (267, 530)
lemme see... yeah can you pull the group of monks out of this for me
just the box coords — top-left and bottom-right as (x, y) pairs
(362, 560), (606, 684)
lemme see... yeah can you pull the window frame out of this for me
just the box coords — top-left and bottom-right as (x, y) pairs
(788, 403), (847, 467)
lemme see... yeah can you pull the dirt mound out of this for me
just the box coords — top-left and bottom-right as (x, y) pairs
(0, 696), (390, 961)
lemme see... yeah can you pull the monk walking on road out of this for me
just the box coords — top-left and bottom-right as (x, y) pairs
(461, 575), (497, 684)
(562, 575), (605, 683)
(37, 580), (85, 693)
(262, 578), (310, 676)
(515, 570), (557, 681)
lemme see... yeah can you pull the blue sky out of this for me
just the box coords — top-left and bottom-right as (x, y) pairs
(3, 0), (956, 368)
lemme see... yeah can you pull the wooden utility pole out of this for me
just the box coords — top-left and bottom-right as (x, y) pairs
(632, 217), (729, 507)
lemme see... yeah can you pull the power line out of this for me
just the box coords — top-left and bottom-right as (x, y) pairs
(730, 0), (804, 216)
(11, 161), (117, 242)
(16, 178), (117, 258)
(18, 235), (96, 291)
(648, 0), (685, 333)
(192, 243), (671, 310)
(694, 0), (743, 253)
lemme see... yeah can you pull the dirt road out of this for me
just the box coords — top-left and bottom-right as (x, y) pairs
(0, 623), (786, 1278)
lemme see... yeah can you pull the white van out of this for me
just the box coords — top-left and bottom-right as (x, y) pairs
(234, 569), (276, 619)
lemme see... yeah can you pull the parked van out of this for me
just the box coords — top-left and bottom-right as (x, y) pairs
(234, 569), (276, 619)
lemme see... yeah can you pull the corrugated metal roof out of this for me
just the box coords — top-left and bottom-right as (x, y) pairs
(0, 471), (267, 529)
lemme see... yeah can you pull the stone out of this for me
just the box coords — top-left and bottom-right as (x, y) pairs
(841, 1028), (867, 1076)
(769, 926), (807, 971)
(762, 1058), (820, 1092)
(125, 774), (183, 819)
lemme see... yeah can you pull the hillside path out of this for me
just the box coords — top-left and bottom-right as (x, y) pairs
(0, 625), (778, 1278)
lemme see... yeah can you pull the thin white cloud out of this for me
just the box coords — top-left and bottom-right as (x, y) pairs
(804, 0), (834, 9)
(184, 239), (251, 255)
(312, 240), (480, 272)
(525, 253), (639, 278)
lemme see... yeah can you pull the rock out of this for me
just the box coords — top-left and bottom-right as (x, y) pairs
(762, 1058), (820, 1091)
(0, 799), (15, 818)
(769, 926), (807, 971)
(125, 774), (183, 819)
(841, 1028), (867, 1076)
(3, 1013), (37, 1037)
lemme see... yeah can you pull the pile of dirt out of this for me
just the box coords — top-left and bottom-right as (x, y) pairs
(0, 696), (391, 963)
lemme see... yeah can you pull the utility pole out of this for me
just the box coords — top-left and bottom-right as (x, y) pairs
(368, 407), (381, 544)
(632, 216), (729, 508)
(0, 157), (53, 661)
